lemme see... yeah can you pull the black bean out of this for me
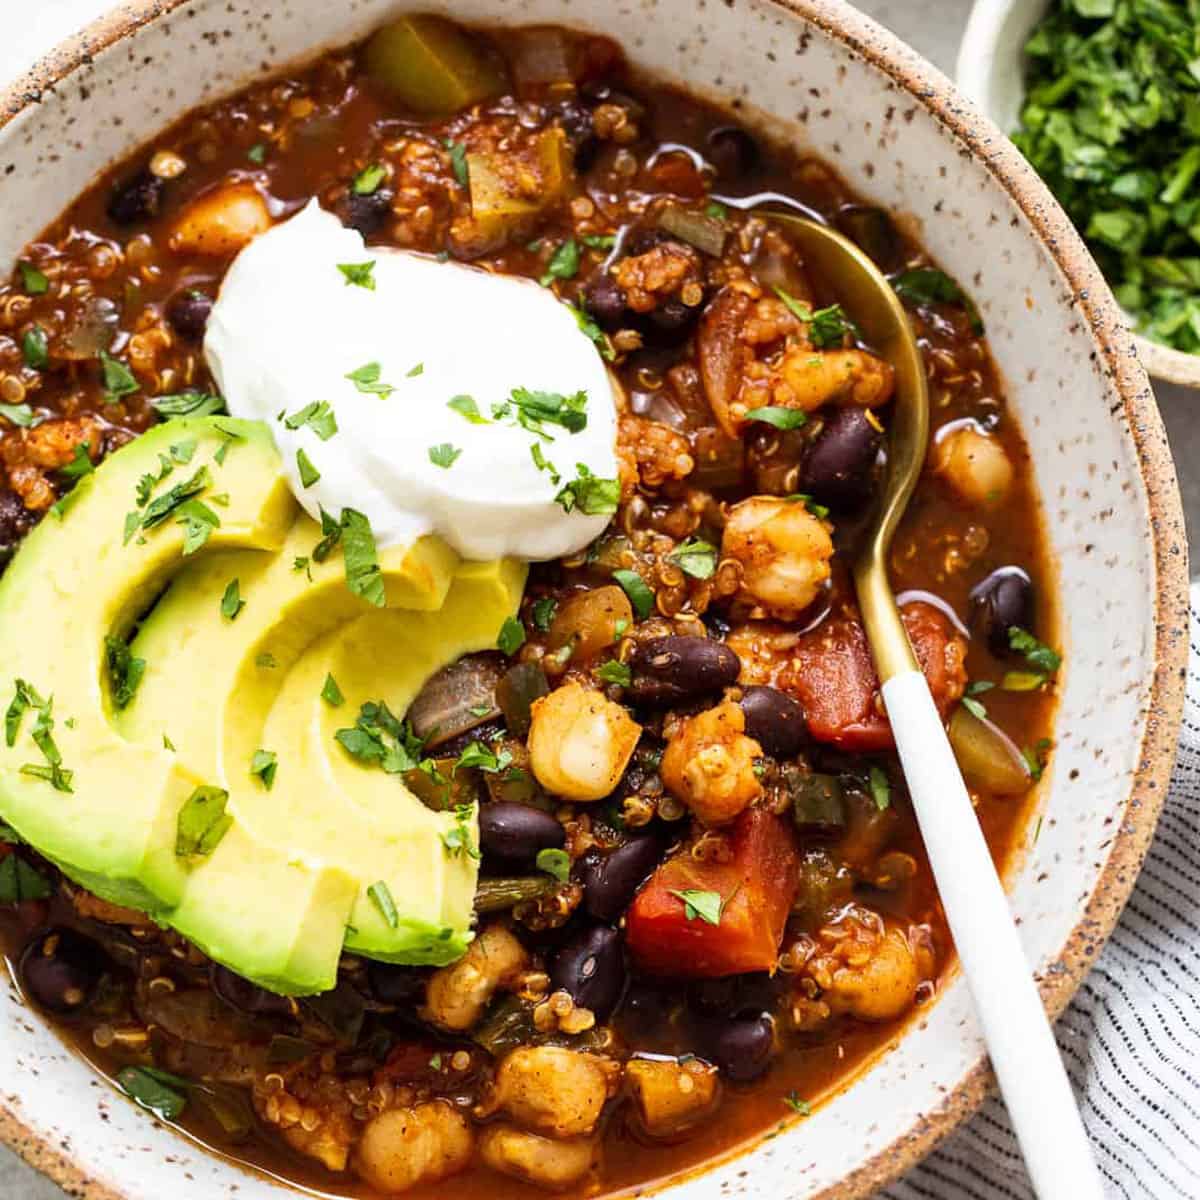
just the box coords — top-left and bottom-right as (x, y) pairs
(165, 289), (213, 342)
(211, 963), (294, 1018)
(628, 636), (740, 706)
(577, 835), (663, 922)
(19, 928), (108, 1015)
(337, 188), (394, 238)
(707, 126), (760, 179)
(478, 802), (565, 869)
(739, 686), (808, 759)
(642, 296), (703, 346)
(556, 101), (599, 172)
(704, 1011), (776, 1082)
(968, 567), (1034, 658)
(549, 924), (626, 1020)
(801, 407), (881, 510)
(584, 275), (629, 330)
(687, 977), (739, 1018)
(106, 169), (165, 226)
(0, 492), (34, 568)
(624, 227), (669, 257)
(367, 962), (427, 1007)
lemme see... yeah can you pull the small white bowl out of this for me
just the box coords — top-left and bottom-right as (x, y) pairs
(957, 0), (1200, 389)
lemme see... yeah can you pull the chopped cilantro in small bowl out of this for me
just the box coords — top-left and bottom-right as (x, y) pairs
(958, 0), (1200, 385)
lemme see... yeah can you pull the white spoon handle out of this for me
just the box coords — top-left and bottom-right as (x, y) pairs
(881, 669), (1106, 1200)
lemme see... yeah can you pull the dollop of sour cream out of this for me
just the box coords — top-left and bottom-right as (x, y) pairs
(205, 202), (619, 561)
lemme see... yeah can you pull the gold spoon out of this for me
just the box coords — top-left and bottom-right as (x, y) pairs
(760, 211), (1104, 1200)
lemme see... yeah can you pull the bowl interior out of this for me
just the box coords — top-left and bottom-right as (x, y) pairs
(0, 2), (1185, 1199)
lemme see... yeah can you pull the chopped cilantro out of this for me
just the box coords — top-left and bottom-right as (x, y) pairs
(163, 733), (175, 751)
(321, 673), (344, 707)
(554, 464), (619, 515)
(175, 785), (232, 858)
(0, 855), (51, 903)
(868, 765), (891, 811)
(669, 888), (723, 925)
(1001, 670), (1046, 692)
(444, 139), (469, 188)
(447, 394), (488, 424)
(296, 448), (321, 488)
(293, 556), (312, 581)
(116, 1066), (188, 1121)
(704, 200), (729, 220)
(531, 597), (557, 632)
(784, 493), (831, 520)
(312, 504), (343, 562)
(0, 404), (37, 428)
(140, 466), (210, 529)
(59, 442), (94, 481)
(345, 361), (394, 399)
(530, 441), (561, 484)
(175, 499), (221, 555)
(105, 634), (146, 709)
(428, 443), (461, 469)
(536, 847), (571, 882)
(341, 508), (385, 607)
(5, 679), (42, 747)
(1023, 737), (1053, 782)
(22, 325), (48, 370)
(493, 386), (588, 439)
(10, 681), (72, 793)
(352, 163), (387, 194)
(745, 406), (807, 431)
(567, 302), (616, 360)
(337, 261), (377, 290)
(151, 391), (225, 418)
(283, 400), (338, 440)
(784, 1092), (812, 1116)
(808, 304), (853, 348)
(250, 749), (278, 790)
(965, 680), (995, 696)
(256, 652), (277, 669)
(407, 362), (424, 378)
(581, 233), (616, 249)
(1007, 626), (1062, 675)
(540, 238), (581, 286)
(497, 615), (526, 656)
(595, 659), (632, 687)
(99, 350), (139, 402)
(18, 262), (48, 295)
(454, 742), (513, 775)
(440, 803), (480, 859)
(612, 568), (654, 618)
(368, 879), (400, 927)
(670, 538), (718, 580)
(335, 700), (423, 774)
(961, 695), (989, 721)
(892, 268), (984, 335)
(220, 579), (245, 621)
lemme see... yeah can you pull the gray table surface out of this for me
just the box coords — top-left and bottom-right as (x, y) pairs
(2, 1), (1197, 1197)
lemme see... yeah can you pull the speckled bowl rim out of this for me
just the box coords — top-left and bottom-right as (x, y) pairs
(0, 2), (1188, 1199)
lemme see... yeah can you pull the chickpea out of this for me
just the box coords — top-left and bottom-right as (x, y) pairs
(933, 422), (1013, 506)
(169, 182), (272, 256)
(355, 1102), (473, 1194)
(779, 347), (895, 410)
(528, 681), (641, 802)
(626, 1056), (721, 1138)
(478, 1124), (598, 1188)
(422, 924), (528, 1032)
(486, 1045), (619, 1138)
(722, 496), (834, 619)
(661, 700), (763, 826)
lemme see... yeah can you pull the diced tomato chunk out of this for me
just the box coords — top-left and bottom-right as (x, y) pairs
(781, 602), (966, 751)
(625, 808), (800, 978)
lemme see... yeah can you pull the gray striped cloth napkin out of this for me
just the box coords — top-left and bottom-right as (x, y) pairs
(884, 604), (1200, 1200)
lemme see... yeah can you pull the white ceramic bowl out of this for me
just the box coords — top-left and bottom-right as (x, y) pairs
(0, 3), (1189, 1199)
(957, 0), (1200, 389)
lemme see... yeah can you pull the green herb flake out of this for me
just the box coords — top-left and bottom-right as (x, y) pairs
(554, 463), (619, 516)
(256, 652), (277, 669)
(22, 325), (48, 370)
(321, 673), (345, 707)
(531, 596), (558, 632)
(595, 659), (632, 687)
(100, 350), (139, 402)
(352, 163), (387, 195)
(283, 400), (338, 440)
(497, 615), (526, 656)
(745, 406), (807, 431)
(1022, 737), (1053, 782)
(105, 634), (146, 710)
(567, 302), (616, 360)
(19, 262), (49, 295)
(407, 362), (424, 378)
(116, 1066), (188, 1122)
(892, 268), (984, 335)
(337, 261), (377, 290)
(428, 443), (461, 469)
(175, 498), (221, 555)
(335, 699), (425, 774)
(440, 803), (480, 860)
(59, 442), (94, 481)
(341, 508), (385, 607)
(868, 764), (891, 811)
(151, 391), (225, 418)
(965, 680), (995, 696)
(784, 1091), (812, 1116)
(175, 785), (232, 858)
(296, 448), (321, 489)
(0, 855), (52, 904)
(540, 238), (581, 286)
(492, 386), (589, 439)
(247, 142), (267, 164)
(454, 742), (513, 775)
(1007, 626), (1062, 675)
(293, 556), (313, 581)
(530, 441), (561, 485)
(705, 200), (729, 220)
(250, 748), (278, 790)
(536, 847), (571, 882)
(669, 888), (724, 925)
(961, 695), (989, 721)
(345, 361), (394, 399)
(447, 394), (488, 424)
(312, 504), (343, 562)
(670, 538), (718, 581)
(0, 403), (38, 428)
(163, 733), (176, 751)
(429, 1052), (443, 1070)
(581, 233), (617, 249)
(612, 568), (654, 618)
(807, 303), (853, 348)
(444, 139), (469, 188)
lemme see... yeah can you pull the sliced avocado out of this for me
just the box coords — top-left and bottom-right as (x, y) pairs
(260, 558), (526, 965)
(0, 418), (294, 911)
